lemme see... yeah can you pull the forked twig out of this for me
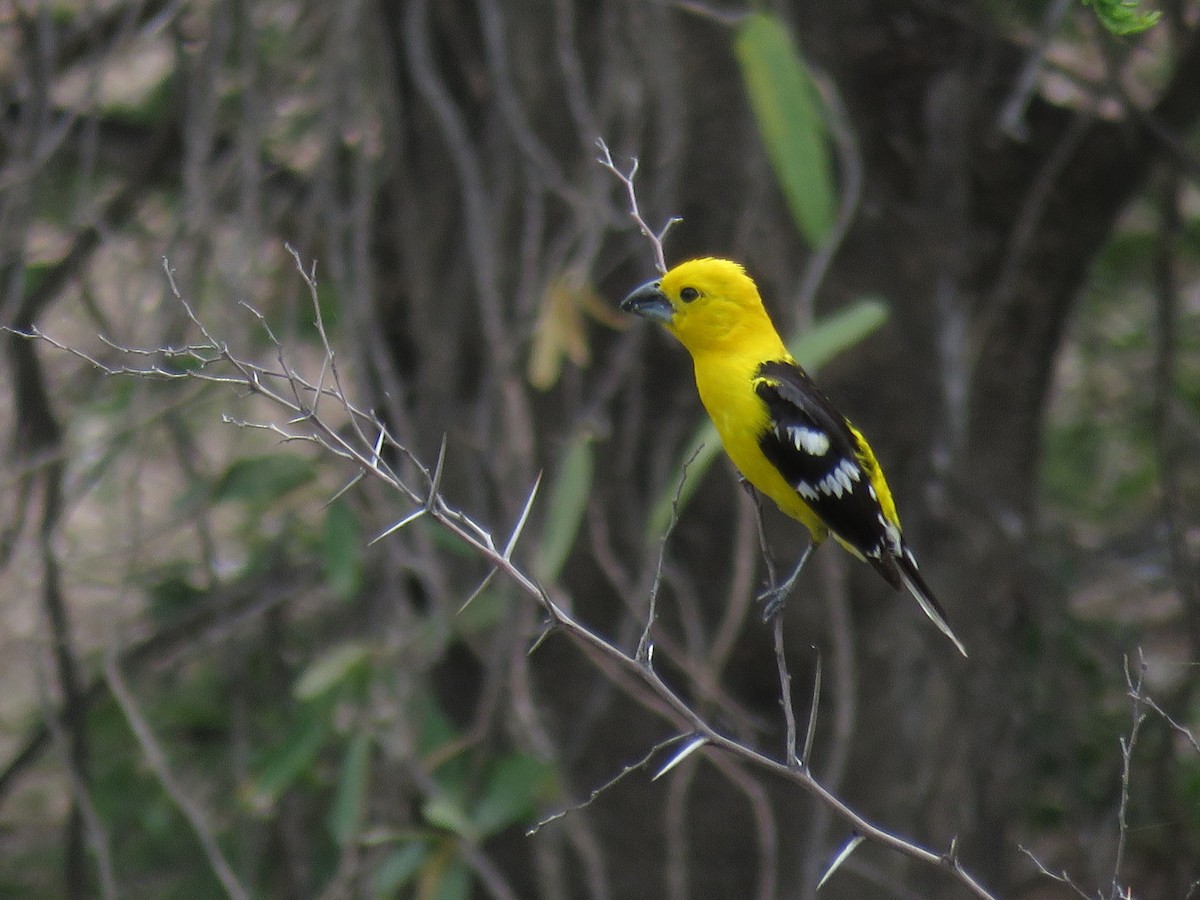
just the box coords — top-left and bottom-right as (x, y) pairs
(595, 137), (680, 274)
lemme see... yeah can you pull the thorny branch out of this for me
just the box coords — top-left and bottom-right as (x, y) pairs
(8, 246), (1000, 899)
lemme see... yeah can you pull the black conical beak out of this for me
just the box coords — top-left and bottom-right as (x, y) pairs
(621, 280), (675, 324)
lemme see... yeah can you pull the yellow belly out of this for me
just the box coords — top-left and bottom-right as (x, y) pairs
(693, 356), (831, 542)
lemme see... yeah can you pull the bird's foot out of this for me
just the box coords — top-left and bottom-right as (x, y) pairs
(757, 582), (793, 622)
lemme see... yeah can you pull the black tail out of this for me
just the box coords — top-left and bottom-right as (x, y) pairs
(886, 548), (968, 658)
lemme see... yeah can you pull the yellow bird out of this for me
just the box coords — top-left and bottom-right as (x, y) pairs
(622, 258), (967, 657)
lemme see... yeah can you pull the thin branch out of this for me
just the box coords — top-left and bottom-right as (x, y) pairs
(708, 755), (779, 900)
(595, 138), (680, 274)
(638, 444), (703, 662)
(663, 750), (695, 900)
(792, 66), (864, 321)
(772, 613), (800, 768)
(529, 733), (694, 834)
(36, 652), (116, 900)
(1113, 655), (1147, 899)
(1018, 845), (1092, 900)
(745, 484), (802, 768)
(801, 651), (822, 767)
(104, 652), (250, 900)
(1137, 692), (1200, 756)
(996, 0), (1074, 140)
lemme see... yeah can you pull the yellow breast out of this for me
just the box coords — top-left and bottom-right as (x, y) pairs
(692, 351), (830, 540)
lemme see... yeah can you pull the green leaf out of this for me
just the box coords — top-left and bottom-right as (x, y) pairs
(471, 753), (553, 837)
(422, 795), (475, 840)
(734, 13), (836, 246)
(433, 859), (472, 900)
(144, 568), (205, 621)
(323, 499), (364, 601)
(211, 455), (315, 506)
(246, 709), (329, 811)
(644, 297), (889, 540)
(371, 842), (430, 896)
(791, 296), (889, 370)
(1082, 0), (1160, 35)
(417, 695), (461, 759)
(533, 432), (594, 582)
(293, 642), (372, 702)
(330, 730), (372, 847)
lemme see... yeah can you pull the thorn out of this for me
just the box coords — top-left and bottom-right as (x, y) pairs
(372, 425), (386, 464)
(459, 568), (498, 614)
(527, 620), (555, 656)
(425, 435), (448, 510)
(503, 471), (543, 561)
(652, 734), (707, 781)
(802, 649), (822, 766)
(324, 470), (365, 508)
(640, 640), (655, 668)
(816, 833), (864, 892)
(368, 507), (425, 546)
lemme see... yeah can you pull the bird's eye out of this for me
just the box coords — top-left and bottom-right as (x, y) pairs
(680, 287), (700, 303)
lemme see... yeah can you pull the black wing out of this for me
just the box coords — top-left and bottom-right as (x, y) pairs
(753, 360), (899, 577)
(755, 361), (968, 655)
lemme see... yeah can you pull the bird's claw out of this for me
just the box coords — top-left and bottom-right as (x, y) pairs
(757, 583), (791, 622)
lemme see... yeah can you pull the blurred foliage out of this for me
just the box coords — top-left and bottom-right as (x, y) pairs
(1042, 210), (1200, 528)
(1082, 0), (1162, 34)
(734, 13), (836, 247)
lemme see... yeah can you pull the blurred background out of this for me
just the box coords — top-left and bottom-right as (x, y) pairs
(1, 1), (1198, 897)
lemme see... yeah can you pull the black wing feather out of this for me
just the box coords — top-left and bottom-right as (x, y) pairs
(753, 360), (894, 569)
(754, 361), (968, 655)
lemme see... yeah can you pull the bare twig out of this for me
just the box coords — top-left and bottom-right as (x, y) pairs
(708, 755), (778, 900)
(105, 651), (250, 900)
(996, 0), (1073, 140)
(528, 733), (694, 833)
(792, 66), (864, 322)
(1114, 655), (1147, 899)
(772, 613), (800, 768)
(663, 753), (695, 900)
(638, 444), (703, 662)
(595, 138), (680, 274)
(36, 653), (116, 900)
(744, 485), (803, 767)
(1018, 845), (1092, 899)
(1136, 692), (1200, 756)
(1023, 651), (1170, 900)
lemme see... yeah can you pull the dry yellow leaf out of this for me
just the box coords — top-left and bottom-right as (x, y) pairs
(527, 273), (626, 390)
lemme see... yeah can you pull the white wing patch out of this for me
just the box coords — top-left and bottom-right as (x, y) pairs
(784, 424), (831, 456)
(796, 458), (861, 502)
(867, 515), (903, 559)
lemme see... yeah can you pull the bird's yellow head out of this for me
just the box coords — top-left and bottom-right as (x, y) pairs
(621, 258), (786, 358)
